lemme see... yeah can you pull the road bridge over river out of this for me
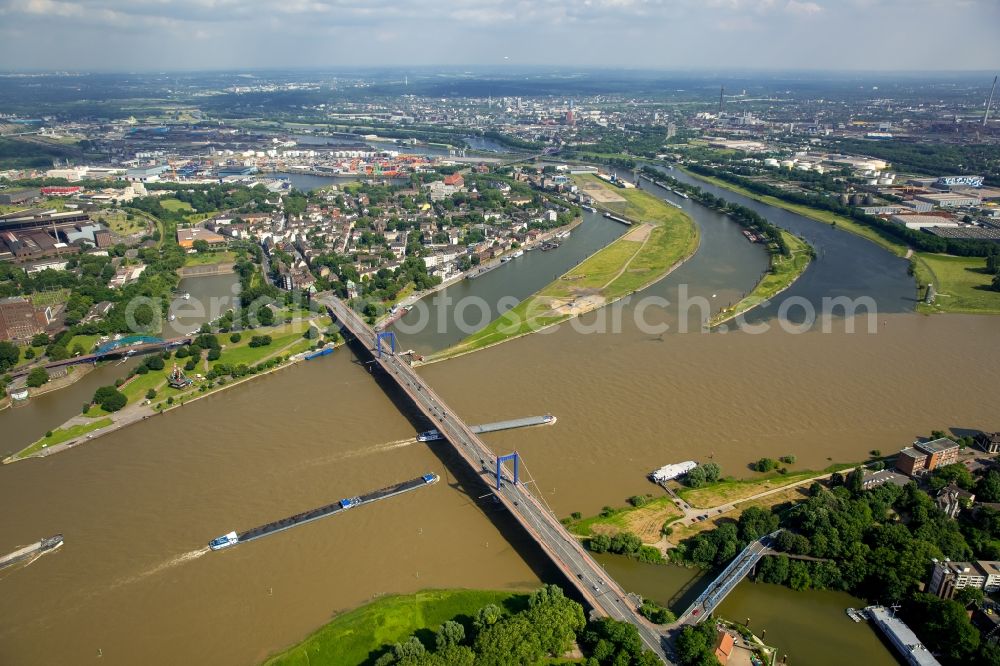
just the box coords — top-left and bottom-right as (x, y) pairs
(322, 295), (673, 663)
(676, 532), (780, 625)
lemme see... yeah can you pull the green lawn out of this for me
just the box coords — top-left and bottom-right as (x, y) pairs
(160, 198), (194, 213)
(16, 345), (43, 367)
(430, 176), (698, 360)
(65, 334), (100, 355)
(212, 327), (307, 369)
(566, 495), (681, 538)
(11, 418), (113, 460)
(183, 250), (236, 267)
(709, 230), (813, 327)
(675, 463), (856, 509)
(912, 253), (1000, 314)
(263, 589), (527, 666)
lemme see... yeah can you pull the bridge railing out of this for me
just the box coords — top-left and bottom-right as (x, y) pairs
(679, 531), (780, 622)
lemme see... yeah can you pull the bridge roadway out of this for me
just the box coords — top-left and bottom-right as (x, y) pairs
(323, 296), (672, 663)
(676, 531), (779, 625)
(7, 337), (191, 379)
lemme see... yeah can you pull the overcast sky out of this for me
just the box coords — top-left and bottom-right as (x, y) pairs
(1, 0), (999, 72)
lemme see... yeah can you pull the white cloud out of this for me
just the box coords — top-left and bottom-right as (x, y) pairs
(785, 0), (822, 15)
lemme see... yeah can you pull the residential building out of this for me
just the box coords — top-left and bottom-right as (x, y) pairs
(936, 483), (975, 519)
(442, 173), (464, 188)
(714, 630), (735, 665)
(928, 560), (1000, 599)
(895, 438), (960, 476)
(896, 447), (929, 476)
(918, 437), (960, 469)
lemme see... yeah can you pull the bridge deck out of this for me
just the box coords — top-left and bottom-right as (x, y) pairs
(677, 532), (778, 625)
(323, 296), (671, 663)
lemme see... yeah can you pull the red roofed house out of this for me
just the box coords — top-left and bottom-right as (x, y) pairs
(443, 173), (464, 188)
(714, 630), (735, 665)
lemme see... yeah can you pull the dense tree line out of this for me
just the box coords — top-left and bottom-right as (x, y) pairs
(686, 164), (998, 257)
(642, 167), (789, 255)
(370, 585), (662, 666)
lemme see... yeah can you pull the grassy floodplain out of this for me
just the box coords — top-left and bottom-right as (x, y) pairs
(429, 175), (698, 361)
(708, 230), (813, 327)
(912, 252), (1000, 314)
(263, 589), (527, 666)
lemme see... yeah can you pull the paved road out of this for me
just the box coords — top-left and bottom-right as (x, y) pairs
(676, 533), (776, 626)
(323, 296), (673, 663)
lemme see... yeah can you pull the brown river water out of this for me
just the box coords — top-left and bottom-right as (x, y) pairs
(2, 313), (997, 665)
(2, 178), (998, 665)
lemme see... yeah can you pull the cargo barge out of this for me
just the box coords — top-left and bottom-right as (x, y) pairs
(0, 534), (63, 570)
(418, 414), (556, 442)
(603, 212), (633, 226)
(209, 474), (439, 551)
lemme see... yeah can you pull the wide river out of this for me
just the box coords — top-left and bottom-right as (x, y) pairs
(1, 174), (998, 665)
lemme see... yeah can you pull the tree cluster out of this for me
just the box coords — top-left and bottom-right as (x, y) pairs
(372, 585), (585, 666)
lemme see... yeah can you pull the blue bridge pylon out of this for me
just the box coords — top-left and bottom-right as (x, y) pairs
(495, 452), (520, 490)
(375, 331), (397, 359)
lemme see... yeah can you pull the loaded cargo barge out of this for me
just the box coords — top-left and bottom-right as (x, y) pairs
(209, 474), (438, 551)
(603, 212), (633, 226)
(0, 534), (63, 570)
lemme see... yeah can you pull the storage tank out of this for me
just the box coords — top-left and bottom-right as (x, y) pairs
(865, 194), (875, 205)
(851, 193), (865, 206)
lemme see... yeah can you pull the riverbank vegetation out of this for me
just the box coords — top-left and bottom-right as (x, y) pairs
(429, 175), (698, 361)
(265, 584), (660, 666)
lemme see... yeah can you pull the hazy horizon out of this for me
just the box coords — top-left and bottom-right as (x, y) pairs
(1, 0), (998, 73)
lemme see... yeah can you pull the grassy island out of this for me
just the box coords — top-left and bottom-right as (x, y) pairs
(428, 175), (698, 361)
(708, 229), (813, 327)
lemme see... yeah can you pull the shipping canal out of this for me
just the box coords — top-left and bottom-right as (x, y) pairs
(1, 166), (999, 666)
(663, 167), (916, 321)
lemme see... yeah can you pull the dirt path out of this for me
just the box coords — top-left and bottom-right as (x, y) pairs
(599, 224), (653, 290)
